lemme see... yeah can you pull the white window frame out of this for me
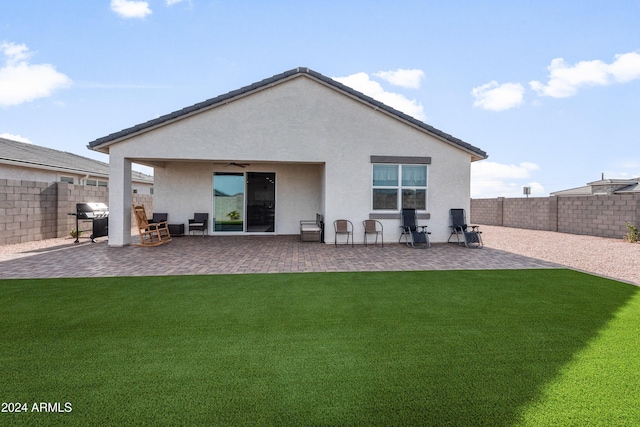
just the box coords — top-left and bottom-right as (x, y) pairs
(372, 163), (428, 212)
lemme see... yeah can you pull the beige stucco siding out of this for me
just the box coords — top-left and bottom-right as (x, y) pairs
(153, 162), (323, 235)
(105, 74), (476, 245)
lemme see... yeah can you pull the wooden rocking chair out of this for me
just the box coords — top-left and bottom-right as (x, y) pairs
(132, 204), (171, 246)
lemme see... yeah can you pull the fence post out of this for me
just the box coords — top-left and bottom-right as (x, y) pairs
(635, 194), (640, 229)
(497, 197), (504, 226)
(55, 182), (70, 238)
(548, 195), (558, 231)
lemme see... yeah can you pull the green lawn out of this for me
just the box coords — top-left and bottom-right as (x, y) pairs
(1, 270), (638, 426)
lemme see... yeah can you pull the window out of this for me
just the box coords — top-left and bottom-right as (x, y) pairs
(372, 164), (427, 211)
(84, 179), (107, 187)
(60, 176), (74, 184)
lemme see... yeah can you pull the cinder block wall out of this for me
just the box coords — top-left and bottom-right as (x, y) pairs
(503, 197), (550, 230)
(557, 194), (638, 238)
(471, 194), (640, 239)
(0, 179), (59, 245)
(468, 198), (502, 226)
(0, 179), (153, 246)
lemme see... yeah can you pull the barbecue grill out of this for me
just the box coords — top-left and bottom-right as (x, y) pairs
(69, 202), (109, 243)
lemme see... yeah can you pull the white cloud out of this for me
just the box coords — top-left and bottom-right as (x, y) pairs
(471, 161), (545, 198)
(0, 133), (32, 143)
(471, 81), (525, 111)
(110, 0), (152, 19)
(333, 71), (426, 121)
(166, 0), (186, 5)
(0, 42), (71, 107)
(373, 69), (425, 89)
(530, 52), (640, 98)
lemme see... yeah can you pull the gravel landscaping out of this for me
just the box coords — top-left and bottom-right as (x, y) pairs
(480, 225), (639, 286)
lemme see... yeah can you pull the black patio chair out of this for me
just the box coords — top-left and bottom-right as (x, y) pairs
(448, 208), (483, 248)
(188, 213), (209, 236)
(399, 208), (430, 248)
(149, 212), (168, 224)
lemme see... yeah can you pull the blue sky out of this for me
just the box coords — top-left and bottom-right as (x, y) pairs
(1, 0), (639, 198)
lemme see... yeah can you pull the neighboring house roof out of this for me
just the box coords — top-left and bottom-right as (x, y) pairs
(88, 67), (488, 162)
(550, 186), (593, 196)
(551, 177), (640, 196)
(0, 138), (153, 183)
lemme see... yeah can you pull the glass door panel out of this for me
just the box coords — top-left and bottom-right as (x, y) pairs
(214, 173), (245, 232)
(246, 173), (275, 232)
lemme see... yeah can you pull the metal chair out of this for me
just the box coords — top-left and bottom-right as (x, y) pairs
(448, 208), (482, 248)
(363, 219), (383, 246)
(399, 208), (430, 248)
(333, 219), (354, 246)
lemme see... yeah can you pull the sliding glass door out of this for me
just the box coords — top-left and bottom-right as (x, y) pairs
(214, 173), (245, 231)
(213, 172), (275, 232)
(246, 172), (275, 232)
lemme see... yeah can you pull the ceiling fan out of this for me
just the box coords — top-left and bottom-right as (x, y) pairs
(225, 162), (250, 168)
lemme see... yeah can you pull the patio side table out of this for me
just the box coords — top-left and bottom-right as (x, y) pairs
(168, 223), (184, 236)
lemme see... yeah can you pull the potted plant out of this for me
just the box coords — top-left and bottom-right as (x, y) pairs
(227, 210), (241, 221)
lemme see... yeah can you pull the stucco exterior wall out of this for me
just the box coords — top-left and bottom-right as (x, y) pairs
(153, 162), (323, 235)
(0, 163), (62, 182)
(106, 75), (475, 244)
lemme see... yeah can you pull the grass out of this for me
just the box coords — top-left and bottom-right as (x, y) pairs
(1, 269), (638, 426)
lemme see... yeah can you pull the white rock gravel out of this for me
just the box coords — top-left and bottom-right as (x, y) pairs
(479, 225), (640, 286)
(1, 226), (638, 285)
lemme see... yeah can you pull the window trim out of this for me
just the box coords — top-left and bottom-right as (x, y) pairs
(370, 155), (431, 164)
(371, 163), (428, 212)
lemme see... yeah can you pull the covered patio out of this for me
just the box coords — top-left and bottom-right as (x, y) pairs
(88, 68), (488, 247)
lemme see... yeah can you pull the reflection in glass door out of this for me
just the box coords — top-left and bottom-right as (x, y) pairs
(213, 172), (276, 233)
(214, 173), (244, 231)
(246, 173), (275, 232)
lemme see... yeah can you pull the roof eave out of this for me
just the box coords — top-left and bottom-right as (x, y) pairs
(87, 67), (488, 160)
(0, 157), (108, 176)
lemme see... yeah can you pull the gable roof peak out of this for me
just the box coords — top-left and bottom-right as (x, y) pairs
(88, 67), (487, 161)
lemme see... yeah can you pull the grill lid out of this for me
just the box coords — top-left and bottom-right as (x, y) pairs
(77, 202), (108, 212)
(76, 202), (109, 219)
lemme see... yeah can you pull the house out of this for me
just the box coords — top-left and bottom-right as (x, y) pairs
(551, 176), (640, 196)
(88, 67), (487, 246)
(0, 137), (154, 194)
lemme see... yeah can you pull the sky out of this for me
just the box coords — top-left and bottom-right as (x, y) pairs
(1, 0), (639, 198)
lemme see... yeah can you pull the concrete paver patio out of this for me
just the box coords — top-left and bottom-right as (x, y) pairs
(0, 234), (561, 279)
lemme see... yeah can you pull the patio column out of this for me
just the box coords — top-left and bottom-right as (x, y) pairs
(108, 155), (132, 247)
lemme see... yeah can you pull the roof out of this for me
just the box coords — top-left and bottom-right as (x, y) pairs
(550, 185), (594, 196)
(551, 177), (640, 196)
(88, 67), (488, 161)
(0, 138), (153, 183)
